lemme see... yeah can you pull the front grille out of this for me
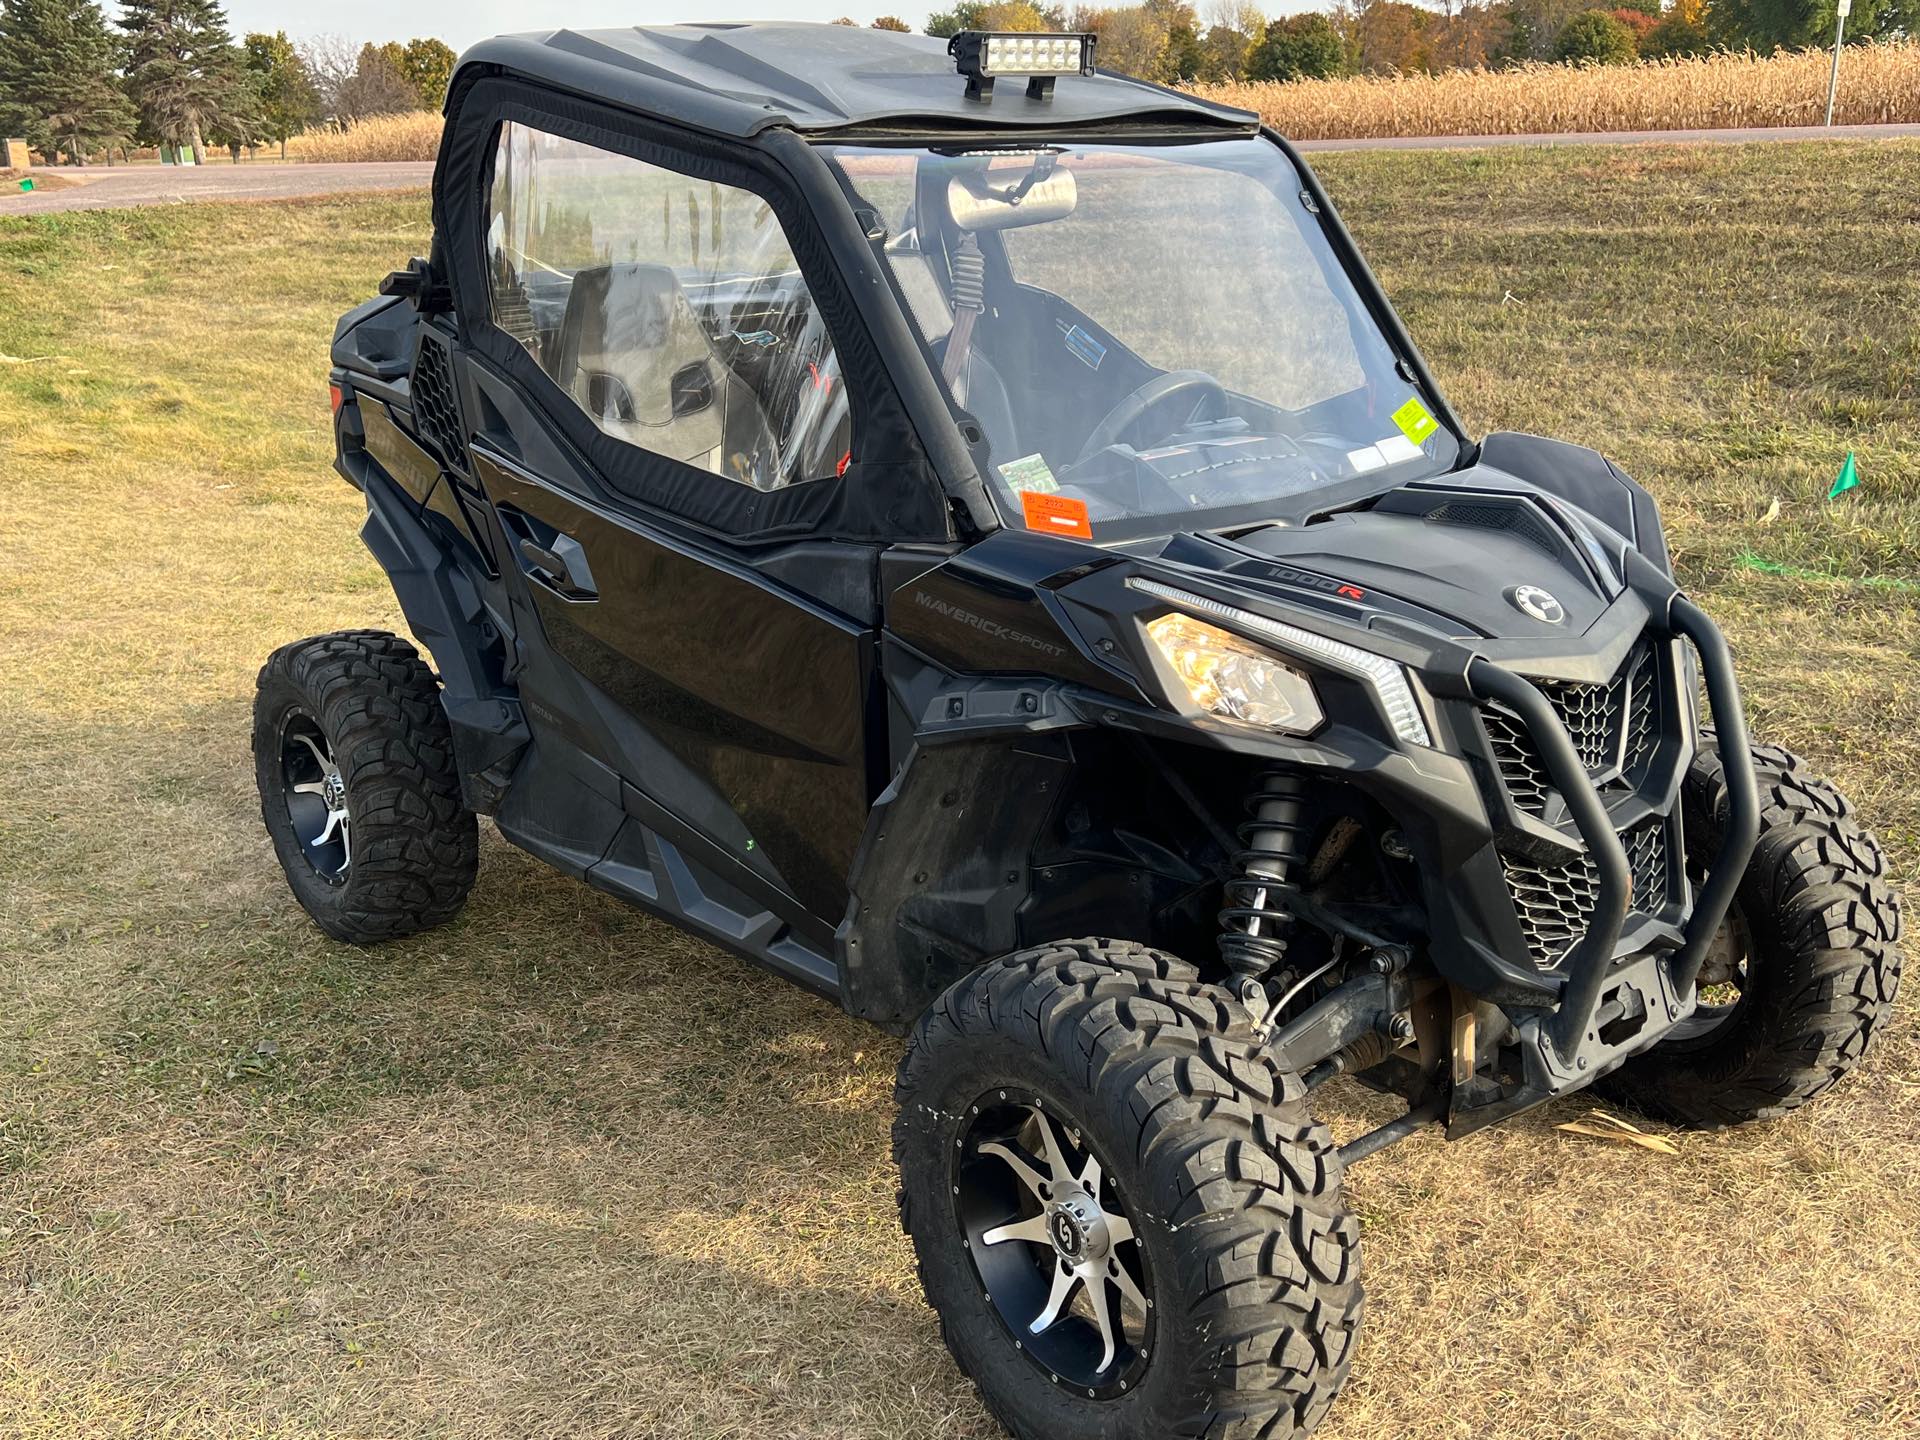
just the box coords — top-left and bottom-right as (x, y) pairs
(1501, 817), (1670, 968)
(1482, 648), (1658, 817)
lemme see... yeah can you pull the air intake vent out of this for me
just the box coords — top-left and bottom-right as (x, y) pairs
(1501, 816), (1670, 969)
(1427, 499), (1563, 559)
(410, 335), (467, 473)
(1481, 647), (1659, 818)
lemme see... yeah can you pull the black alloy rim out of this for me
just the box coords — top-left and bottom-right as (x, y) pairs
(279, 710), (351, 883)
(952, 1087), (1155, 1399)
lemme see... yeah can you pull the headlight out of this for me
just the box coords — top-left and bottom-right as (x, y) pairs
(1130, 578), (1433, 748)
(1146, 612), (1324, 733)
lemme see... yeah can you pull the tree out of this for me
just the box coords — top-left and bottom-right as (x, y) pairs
(926, 1), (1053, 35)
(1496, 0), (1597, 61)
(1248, 13), (1350, 79)
(296, 33), (354, 121)
(119, 0), (253, 166)
(1708, 0), (1907, 51)
(1552, 8), (1636, 61)
(1144, 0), (1206, 77)
(397, 37), (455, 110)
(1427, 1), (1510, 69)
(1088, 5), (1174, 77)
(871, 14), (912, 28)
(203, 51), (260, 158)
(242, 29), (316, 158)
(1195, 0), (1267, 79)
(0, 0), (135, 164)
(1348, 0), (1431, 73)
(1608, 5), (1658, 44)
(333, 42), (420, 124)
(1639, 8), (1710, 55)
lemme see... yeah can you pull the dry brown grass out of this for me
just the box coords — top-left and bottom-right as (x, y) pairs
(1197, 40), (1920, 138)
(286, 111), (446, 164)
(1, 143), (1918, 1438)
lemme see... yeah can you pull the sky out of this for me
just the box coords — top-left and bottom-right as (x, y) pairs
(197, 3), (975, 52)
(175, 1), (1316, 56)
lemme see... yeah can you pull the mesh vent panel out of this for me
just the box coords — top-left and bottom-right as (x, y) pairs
(1501, 817), (1670, 968)
(411, 338), (466, 470)
(1483, 649), (1659, 817)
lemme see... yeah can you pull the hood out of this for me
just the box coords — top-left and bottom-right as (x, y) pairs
(1147, 470), (1634, 645)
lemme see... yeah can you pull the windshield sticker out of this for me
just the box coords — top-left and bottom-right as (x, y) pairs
(999, 453), (1059, 494)
(1347, 445), (1388, 474)
(1391, 396), (1440, 446)
(1061, 324), (1107, 370)
(1377, 434), (1424, 465)
(1020, 489), (1093, 540)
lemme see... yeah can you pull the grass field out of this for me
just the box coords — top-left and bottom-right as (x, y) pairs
(2, 140), (1917, 1439)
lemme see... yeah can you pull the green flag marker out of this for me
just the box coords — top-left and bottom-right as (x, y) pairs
(1828, 451), (1860, 499)
(18, 178), (32, 192)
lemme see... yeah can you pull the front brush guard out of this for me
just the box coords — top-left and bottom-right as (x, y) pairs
(1277, 588), (1761, 1147)
(1449, 591), (1760, 1131)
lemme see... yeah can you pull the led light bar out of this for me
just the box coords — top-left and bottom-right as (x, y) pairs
(948, 30), (1096, 102)
(1129, 578), (1433, 748)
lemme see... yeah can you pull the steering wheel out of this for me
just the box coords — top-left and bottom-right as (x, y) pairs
(1074, 370), (1231, 468)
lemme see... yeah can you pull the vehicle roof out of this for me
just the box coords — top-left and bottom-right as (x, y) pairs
(452, 22), (1260, 140)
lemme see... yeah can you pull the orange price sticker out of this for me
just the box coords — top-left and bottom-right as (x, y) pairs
(1019, 489), (1093, 540)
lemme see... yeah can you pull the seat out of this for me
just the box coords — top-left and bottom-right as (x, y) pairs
(548, 263), (777, 485)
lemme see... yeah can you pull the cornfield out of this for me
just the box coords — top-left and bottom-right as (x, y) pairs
(278, 42), (1920, 158)
(1194, 42), (1920, 140)
(284, 111), (446, 163)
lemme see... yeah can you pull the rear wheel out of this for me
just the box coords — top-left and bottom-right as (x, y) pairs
(1599, 737), (1902, 1127)
(894, 939), (1361, 1440)
(254, 630), (477, 943)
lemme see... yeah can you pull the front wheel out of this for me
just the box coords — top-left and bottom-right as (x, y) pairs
(1599, 737), (1902, 1128)
(894, 939), (1361, 1440)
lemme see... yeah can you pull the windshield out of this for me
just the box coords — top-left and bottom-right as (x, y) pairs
(825, 138), (1460, 541)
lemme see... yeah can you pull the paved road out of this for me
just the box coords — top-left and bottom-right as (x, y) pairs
(1296, 120), (1920, 152)
(3, 124), (1916, 215)
(0, 161), (435, 215)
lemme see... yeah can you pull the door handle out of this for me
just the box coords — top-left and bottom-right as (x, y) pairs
(514, 532), (598, 602)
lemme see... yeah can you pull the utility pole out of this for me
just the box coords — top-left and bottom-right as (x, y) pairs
(1825, 0), (1851, 128)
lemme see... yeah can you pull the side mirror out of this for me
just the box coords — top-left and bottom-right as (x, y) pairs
(670, 361), (715, 418)
(379, 256), (449, 312)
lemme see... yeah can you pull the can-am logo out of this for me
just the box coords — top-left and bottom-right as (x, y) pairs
(1509, 585), (1565, 625)
(913, 589), (1066, 658)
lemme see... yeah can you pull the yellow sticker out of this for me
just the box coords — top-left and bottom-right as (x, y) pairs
(1392, 396), (1439, 447)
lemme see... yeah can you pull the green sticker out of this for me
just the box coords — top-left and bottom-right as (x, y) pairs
(998, 452), (1058, 494)
(1392, 396), (1439, 447)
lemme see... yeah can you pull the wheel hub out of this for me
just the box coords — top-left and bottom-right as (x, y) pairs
(279, 711), (352, 882)
(1047, 1189), (1109, 1263)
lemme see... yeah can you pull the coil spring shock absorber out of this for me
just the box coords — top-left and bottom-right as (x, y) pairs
(1220, 770), (1311, 1031)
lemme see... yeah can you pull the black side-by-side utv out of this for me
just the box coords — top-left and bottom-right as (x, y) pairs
(259, 23), (1902, 1439)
